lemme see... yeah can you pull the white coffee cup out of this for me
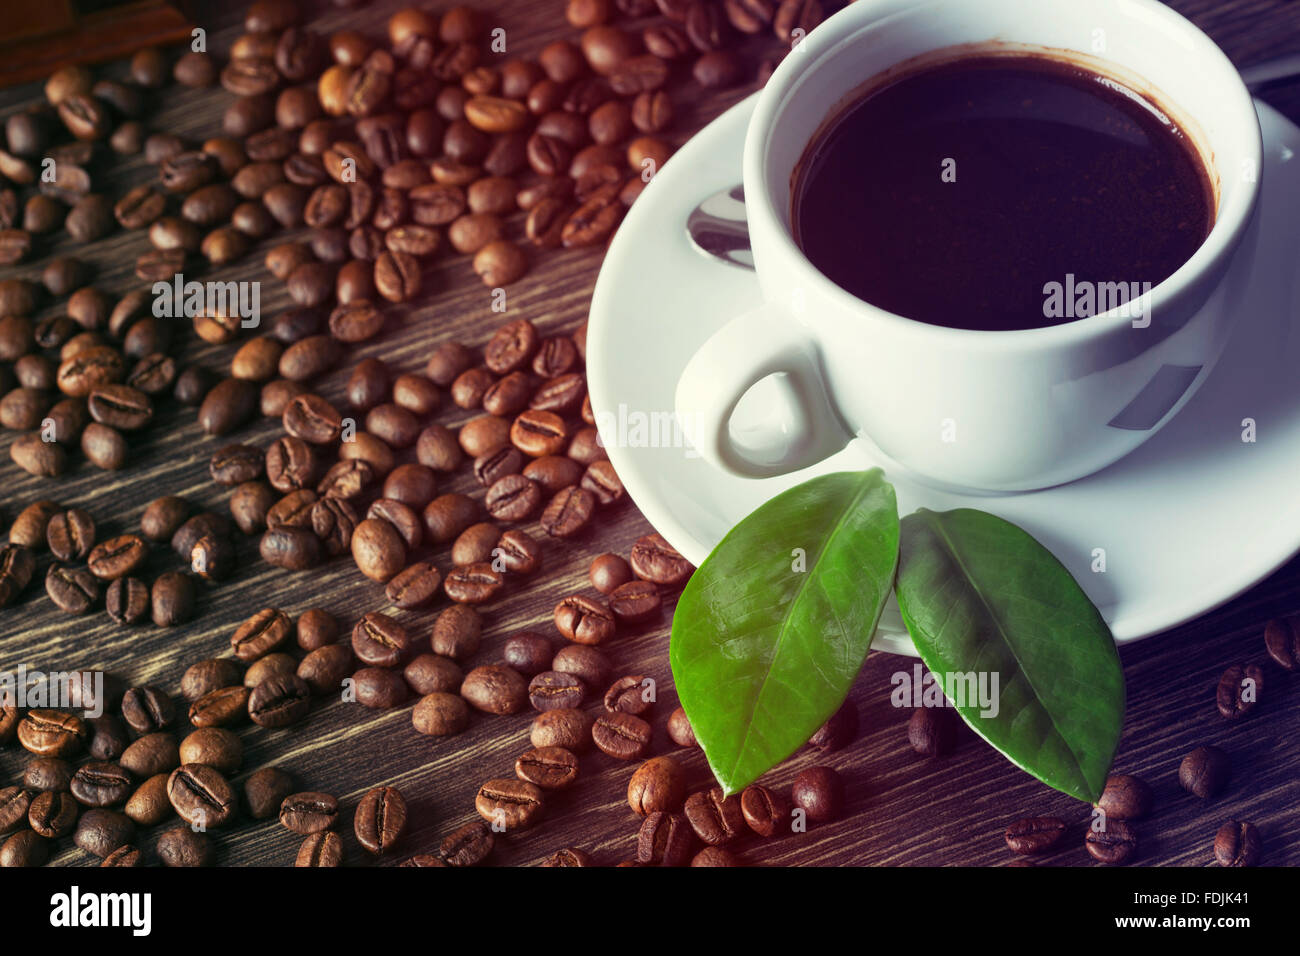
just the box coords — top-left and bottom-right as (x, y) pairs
(674, 0), (1262, 492)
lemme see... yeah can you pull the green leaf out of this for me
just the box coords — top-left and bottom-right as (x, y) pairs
(670, 470), (899, 795)
(895, 508), (1124, 802)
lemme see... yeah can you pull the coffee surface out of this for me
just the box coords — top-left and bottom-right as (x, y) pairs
(792, 54), (1215, 331)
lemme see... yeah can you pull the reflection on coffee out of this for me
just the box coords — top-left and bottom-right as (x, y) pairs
(792, 54), (1215, 331)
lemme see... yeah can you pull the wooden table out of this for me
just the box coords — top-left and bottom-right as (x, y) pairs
(1, 0), (1297, 868)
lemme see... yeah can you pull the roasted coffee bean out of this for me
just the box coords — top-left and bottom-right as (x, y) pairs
(102, 574), (148, 629)
(629, 756), (686, 815)
(561, 182), (623, 246)
(554, 595), (615, 645)
(246, 654), (297, 689)
(1216, 663), (1263, 719)
(358, 665), (408, 712)
(592, 711), (651, 760)
(245, 767), (294, 820)
(1214, 820), (1261, 867)
(70, 761), (133, 807)
(512, 409), (568, 457)
(683, 785), (744, 843)
(311, 496), (359, 555)
(1085, 819), (1137, 864)
(1096, 774), (1154, 821)
(122, 775), (170, 827)
(1, 387), (50, 430)
(540, 486), (595, 538)
(270, 485), (320, 526)
(283, 393), (342, 443)
(126, 354), (177, 395)
(1005, 816), (1067, 854)
(792, 766), (844, 823)
(74, 808), (135, 858)
(46, 509), (95, 562)
(248, 673), (311, 727)
(589, 553), (633, 595)
(345, 358), (390, 410)
(517, 746), (579, 791)
(367, 403), (420, 448)
(23, 756), (75, 791)
(404, 654), (463, 696)
(351, 612), (412, 667)
(296, 830), (343, 867)
(1264, 615), (1300, 670)
(552, 645), (611, 691)
(435, 820), (492, 866)
(297, 644), (354, 696)
(524, 456), (583, 495)
(374, 250), (422, 302)
(87, 383), (152, 430)
(488, 528), (538, 575)
(0, 786), (32, 835)
(475, 778), (543, 830)
(28, 789), (78, 839)
(444, 563), (504, 604)
(121, 685), (174, 734)
(450, 368), (494, 410)
(279, 335), (340, 383)
(355, 785), (407, 854)
(156, 826), (214, 867)
(804, 699), (860, 752)
(410, 691), (468, 735)
(181, 660), (241, 704)
(608, 581), (661, 623)
(174, 367), (217, 406)
(423, 493), (480, 544)
(351, 518), (407, 582)
(532, 373), (586, 415)
(528, 709), (590, 753)
(451, 522), (500, 565)
(260, 526), (322, 570)
(603, 674), (654, 716)
(483, 371), (535, 417)
(1, 542), (40, 607)
(11, 432), (67, 477)
(528, 671), (585, 712)
(199, 377), (259, 434)
(630, 533), (693, 585)
(87, 716), (130, 761)
(431, 604), (483, 660)
(461, 416), (512, 458)
(365, 498), (421, 550)
(637, 811), (694, 866)
(209, 444), (264, 486)
(231, 338), (283, 382)
(279, 791), (338, 834)
(46, 563), (99, 614)
(119, 733), (179, 778)
(503, 632), (555, 676)
(461, 664), (528, 715)
(150, 571), (196, 627)
(229, 608), (292, 663)
(1180, 745), (1230, 798)
(167, 764), (236, 828)
(180, 728), (242, 774)
(78, 423), (125, 470)
(330, 300), (385, 343)
(486, 474), (542, 522)
(740, 784), (788, 837)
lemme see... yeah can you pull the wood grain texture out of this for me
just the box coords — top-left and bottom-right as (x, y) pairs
(1, 0), (1298, 868)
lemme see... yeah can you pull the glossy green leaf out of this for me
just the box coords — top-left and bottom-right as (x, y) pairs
(895, 508), (1124, 802)
(670, 470), (898, 795)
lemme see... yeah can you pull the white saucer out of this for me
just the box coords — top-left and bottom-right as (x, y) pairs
(588, 93), (1300, 656)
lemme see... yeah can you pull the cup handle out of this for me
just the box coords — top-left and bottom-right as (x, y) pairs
(675, 302), (854, 477)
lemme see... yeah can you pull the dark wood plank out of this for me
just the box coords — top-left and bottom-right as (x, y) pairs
(1, 0), (1297, 868)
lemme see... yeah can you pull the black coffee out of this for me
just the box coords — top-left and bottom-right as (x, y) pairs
(792, 54), (1215, 331)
